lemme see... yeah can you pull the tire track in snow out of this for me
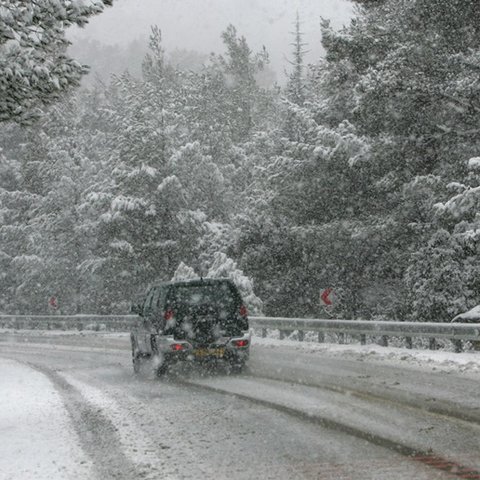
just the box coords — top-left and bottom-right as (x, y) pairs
(58, 373), (176, 480)
(25, 361), (143, 480)
(245, 371), (480, 426)
(177, 375), (480, 479)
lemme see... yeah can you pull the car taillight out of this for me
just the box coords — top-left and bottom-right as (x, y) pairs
(239, 305), (248, 317)
(164, 309), (174, 321)
(233, 339), (249, 348)
(170, 343), (185, 351)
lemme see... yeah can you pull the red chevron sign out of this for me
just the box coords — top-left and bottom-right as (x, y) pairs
(48, 296), (58, 309)
(320, 288), (333, 306)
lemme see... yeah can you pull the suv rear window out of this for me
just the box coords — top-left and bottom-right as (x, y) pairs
(161, 280), (246, 341)
(167, 283), (239, 311)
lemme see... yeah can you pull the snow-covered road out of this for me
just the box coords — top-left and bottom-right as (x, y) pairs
(0, 358), (93, 480)
(0, 330), (479, 479)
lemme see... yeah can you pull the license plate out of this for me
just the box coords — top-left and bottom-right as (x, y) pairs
(193, 348), (225, 358)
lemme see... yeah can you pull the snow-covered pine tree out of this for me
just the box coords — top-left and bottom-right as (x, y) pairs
(213, 25), (270, 143)
(236, 94), (375, 317)
(171, 262), (199, 282)
(91, 29), (206, 311)
(405, 229), (467, 322)
(207, 252), (263, 315)
(286, 12), (307, 106)
(416, 157), (480, 319)
(0, 90), (113, 313)
(313, 0), (480, 319)
(0, 138), (39, 313)
(0, 0), (113, 124)
(168, 142), (231, 221)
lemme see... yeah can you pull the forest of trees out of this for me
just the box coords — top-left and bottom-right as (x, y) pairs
(1, 0), (480, 321)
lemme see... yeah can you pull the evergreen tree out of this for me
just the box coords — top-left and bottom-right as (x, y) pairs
(405, 230), (467, 322)
(407, 157), (480, 320)
(286, 12), (307, 106)
(213, 25), (270, 142)
(0, 139), (37, 313)
(236, 97), (375, 317)
(90, 30), (205, 310)
(0, 90), (113, 313)
(313, 0), (480, 318)
(0, 0), (113, 124)
(207, 252), (263, 314)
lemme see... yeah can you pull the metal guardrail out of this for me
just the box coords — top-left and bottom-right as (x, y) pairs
(252, 316), (480, 340)
(1, 314), (479, 352)
(252, 316), (480, 352)
(0, 315), (134, 331)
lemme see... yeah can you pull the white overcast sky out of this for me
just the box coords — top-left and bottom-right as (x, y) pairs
(70, 0), (354, 75)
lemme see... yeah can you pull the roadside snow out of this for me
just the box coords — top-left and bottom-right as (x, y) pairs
(453, 304), (480, 321)
(59, 373), (164, 480)
(253, 336), (480, 374)
(0, 358), (92, 480)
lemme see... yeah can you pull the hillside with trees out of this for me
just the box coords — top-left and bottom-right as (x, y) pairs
(1, 0), (479, 321)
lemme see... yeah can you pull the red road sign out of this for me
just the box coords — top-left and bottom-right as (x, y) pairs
(48, 296), (58, 309)
(320, 288), (333, 306)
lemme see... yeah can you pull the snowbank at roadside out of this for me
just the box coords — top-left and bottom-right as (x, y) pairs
(253, 336), (480, 374)
(0, 358), (92, 480)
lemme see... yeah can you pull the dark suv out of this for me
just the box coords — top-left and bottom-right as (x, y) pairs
(130, 278), (250, 375)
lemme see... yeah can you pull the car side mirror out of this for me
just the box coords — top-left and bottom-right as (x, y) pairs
(131, 303), (143, 316)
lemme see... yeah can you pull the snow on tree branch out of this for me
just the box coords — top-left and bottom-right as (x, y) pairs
(0, 0), (113, 124)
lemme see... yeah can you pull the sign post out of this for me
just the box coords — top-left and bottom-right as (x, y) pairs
(320, 288), (336, 316)
(48, 296), (58, 310)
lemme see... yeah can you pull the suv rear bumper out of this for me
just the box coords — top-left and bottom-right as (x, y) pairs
(150, 331), (251, 363)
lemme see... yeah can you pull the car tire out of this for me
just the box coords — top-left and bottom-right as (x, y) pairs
(155, 361), (169, 377)
(155, 365), (168, 377)
(131, 334), (142, 374)
(132, 350), (143, 374)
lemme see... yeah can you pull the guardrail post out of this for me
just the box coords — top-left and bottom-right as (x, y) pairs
(405, 337), (412, 349)
(262, 328), (267, 338)
(379, 335), (388, 347)
(429, 338), (437, 350)
(279, 330), (285, 340)
(338, 333), (345, 344)
(317, 332), (324, 343)
(360, 334), (366, 345)
(298, 330), (304, 342)
(452, 339), (463, 353)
